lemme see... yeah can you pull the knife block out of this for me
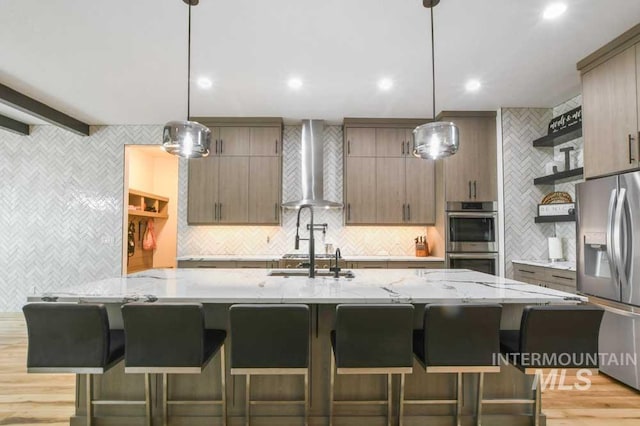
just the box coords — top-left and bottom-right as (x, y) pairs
(415, 241), (429, 257)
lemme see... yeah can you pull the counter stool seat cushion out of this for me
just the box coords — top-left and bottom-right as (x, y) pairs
(23, 302), (124, 370)
(499, 305), (604, 371)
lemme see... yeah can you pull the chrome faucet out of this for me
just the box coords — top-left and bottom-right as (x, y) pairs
(294, 204), (315, 278)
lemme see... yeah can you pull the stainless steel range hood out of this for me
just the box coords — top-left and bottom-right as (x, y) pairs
(282, 119), (342, 209)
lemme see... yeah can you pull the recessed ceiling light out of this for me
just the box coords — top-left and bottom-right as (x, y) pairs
(378, 78), (394, 91)
(465, 79), (481, 92)
(196, 77), (212, 89)
(543, 2), (567, 20)
(288, 77), (303, 90)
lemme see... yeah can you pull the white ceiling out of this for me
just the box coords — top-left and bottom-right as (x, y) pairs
(1, 0), (639, 126)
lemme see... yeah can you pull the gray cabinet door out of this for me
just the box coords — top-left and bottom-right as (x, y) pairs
(345, 128), (376, 157)
(345, 157), (377, 224)
(375, 157), (405, 224)
(187, 156), (218, 224)
(405, 157), (436, 224)
(249, 156), (281, 224)
(218, 157), (249, 223)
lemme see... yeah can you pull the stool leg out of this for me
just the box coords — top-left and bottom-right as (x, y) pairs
(245, 374), (251, 426)
(304, 371), (309, 426)
(399, 373), (405, 426)
(162, 373), (168, 426)
(387, 374), (392, 426)
(86, 374), (92, 426)
(533, 376), (541, 426)
(329, 351), (335, 426)
(476, 372), (484, 426)
(220, 345), (227, 426)
(456, 373), (463, 426)
(144, 373), (152, 426)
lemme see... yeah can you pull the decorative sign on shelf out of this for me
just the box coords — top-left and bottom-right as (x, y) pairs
(548, 106), (582, 134)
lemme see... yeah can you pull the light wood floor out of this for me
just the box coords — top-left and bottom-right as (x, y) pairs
(2, 313), (640, 425)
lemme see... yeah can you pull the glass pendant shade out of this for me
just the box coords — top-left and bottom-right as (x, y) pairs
(412, 121), (459, 160)
(162, 120), (211, 158)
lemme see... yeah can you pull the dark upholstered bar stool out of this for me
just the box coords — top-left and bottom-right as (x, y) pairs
(229, 304), (310, 426)
(22, 303), (133, 426)
(490, 305), (604, 426)
(330, 304), (414, 426)
(121, 303), (227, 426)
(406, 304), (502, 426)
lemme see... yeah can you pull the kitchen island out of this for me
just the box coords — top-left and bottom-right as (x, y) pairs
(29, 269), (586, 426)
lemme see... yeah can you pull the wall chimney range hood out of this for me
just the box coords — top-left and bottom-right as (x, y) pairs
(282, 119), (342, 209)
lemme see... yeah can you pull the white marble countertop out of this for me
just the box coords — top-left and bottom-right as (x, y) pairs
(29, 269), (585, 305)
(177, 255), (445, 262)
(512, 260), (576, 272)
(177, 255), (282, 262)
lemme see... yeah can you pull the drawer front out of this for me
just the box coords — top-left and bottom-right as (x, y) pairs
(236, 261), (269, 268)
(545, 269), (577, 286)
(513, 264), (547, 283)
(387, 261), (445, 269)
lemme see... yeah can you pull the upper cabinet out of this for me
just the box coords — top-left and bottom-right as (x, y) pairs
(439, 112), (497, 202)
(578, 28), (640, 179)
(187, 118), (283, 225)
(344, 119), (435, 225)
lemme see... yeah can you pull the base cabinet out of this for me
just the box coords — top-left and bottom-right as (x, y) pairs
(512, 262), (576, 293)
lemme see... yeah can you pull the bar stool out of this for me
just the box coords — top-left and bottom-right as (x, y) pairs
(330, 304), (414, 426)
(229, 304), (310, 426)
(491, 305), (604, 426)
(22, 302), (135, 426)
(121, 302), (227, 426)
(405, 304), (502, 426)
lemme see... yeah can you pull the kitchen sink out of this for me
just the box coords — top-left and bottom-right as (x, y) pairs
(268, 269), (355, 278)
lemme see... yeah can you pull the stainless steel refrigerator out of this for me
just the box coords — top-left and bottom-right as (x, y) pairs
(577, 171), (640, 390)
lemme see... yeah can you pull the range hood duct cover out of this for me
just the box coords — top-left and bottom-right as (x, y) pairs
(282, 119), (342, 209)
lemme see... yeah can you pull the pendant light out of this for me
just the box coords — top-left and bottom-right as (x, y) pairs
(162, 0), (211, 158)
(413, 0), (459, 160)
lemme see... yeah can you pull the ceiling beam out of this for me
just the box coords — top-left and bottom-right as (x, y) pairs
(0, 83), (90, 136)
(0, 114), (30, 136)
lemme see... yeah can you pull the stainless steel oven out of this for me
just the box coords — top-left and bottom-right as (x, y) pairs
(446, 202), (498, 253)
(446, 253), (498, 276)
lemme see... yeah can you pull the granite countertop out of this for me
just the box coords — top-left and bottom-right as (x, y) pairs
(177, 255), (445, 262)
(512, 260), (576, 272)
(30, 268), (585, 305)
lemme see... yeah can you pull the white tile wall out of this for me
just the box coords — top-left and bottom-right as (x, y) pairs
(0, 125), (162, 311)
(502, 95), (583, 277)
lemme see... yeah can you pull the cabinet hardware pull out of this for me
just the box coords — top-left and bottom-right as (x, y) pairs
(214, 203), (218, 220)
(347, 140), (351, 155)
(275, 139), (278, 154)
(407, 204), (411, 221)
(347, 203), (351, 221)
(402, 204), (406, 221)
(274, 203), (278, 220)
(220, 139), (223, 154)
(215, 139), (219, 154)
(630, 134), (636, 164)
(473, 181), (477, 199)
(219, 203), (222, 220)
(407, 141), (411, 155)
(551, 275), (574, 281)
(468, 181), (472, 199)
(519, 270), (535, 274)
(402, 142), (405, 155)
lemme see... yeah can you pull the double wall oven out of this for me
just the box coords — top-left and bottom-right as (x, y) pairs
(446, 202), (498, 275)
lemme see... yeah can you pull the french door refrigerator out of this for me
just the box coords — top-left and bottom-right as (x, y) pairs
(577, 171), (640, 390)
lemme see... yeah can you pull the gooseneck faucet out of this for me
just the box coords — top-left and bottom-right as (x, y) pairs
(294, 204), (315, 278)
(330, 248), (342, 278)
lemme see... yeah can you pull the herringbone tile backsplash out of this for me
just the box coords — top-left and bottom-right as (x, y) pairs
(177, 125), (429, 257)
(0, 125), (161, 311)
(502, 96), (582, 278)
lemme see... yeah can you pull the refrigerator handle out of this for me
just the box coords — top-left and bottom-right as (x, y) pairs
(613, 188), (628, 289)
(606, 189), (619, 284)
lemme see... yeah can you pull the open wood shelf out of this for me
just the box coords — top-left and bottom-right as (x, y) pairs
(532, 122), (583, 147)
(534, 214), (576, 223)
(127, 210), (168, 219)
(533, 167), (584, 185)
